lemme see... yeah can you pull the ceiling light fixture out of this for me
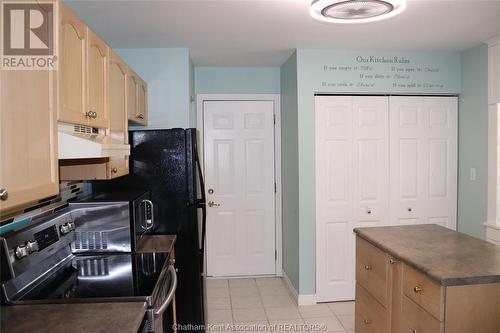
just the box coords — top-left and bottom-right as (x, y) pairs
(310, 0), (406, 24)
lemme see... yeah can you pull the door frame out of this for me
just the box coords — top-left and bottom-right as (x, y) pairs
(196, 94), (283, 277)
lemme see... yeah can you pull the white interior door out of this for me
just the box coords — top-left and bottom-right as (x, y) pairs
(204, 100), (276, 277)
(389, 96), (458, 229)
(315, 96), (389, 302)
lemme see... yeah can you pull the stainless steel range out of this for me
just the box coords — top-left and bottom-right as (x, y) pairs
(0, 201), (176, 333)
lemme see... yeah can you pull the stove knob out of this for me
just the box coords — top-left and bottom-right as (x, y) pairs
(15, 244), (29, 259)
(26, 240), (39, 254)
(67, 221), (76, 231)
(60, 223), (71, 235)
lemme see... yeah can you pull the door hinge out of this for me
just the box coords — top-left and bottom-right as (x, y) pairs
(275, 250), (277, 261)
(273, 114), (276, 125)
(274, 182), (277, 193)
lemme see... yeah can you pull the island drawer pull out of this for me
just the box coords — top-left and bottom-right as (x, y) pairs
(414, 286), (423, 293)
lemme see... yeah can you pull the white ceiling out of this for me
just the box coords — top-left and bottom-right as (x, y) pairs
(66, 0), (500, 66)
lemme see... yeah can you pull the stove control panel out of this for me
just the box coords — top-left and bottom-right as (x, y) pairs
(34, 225), (59, 251)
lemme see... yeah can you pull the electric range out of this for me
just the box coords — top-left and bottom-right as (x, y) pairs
(1, 203), (177, 333)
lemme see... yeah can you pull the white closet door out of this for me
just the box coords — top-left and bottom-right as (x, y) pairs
(389, 96), (458, 229)
(315, 96), (389, 302)
(353, 97), (390, 228)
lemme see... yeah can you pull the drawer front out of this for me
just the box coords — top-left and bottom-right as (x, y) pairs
(356, 237), (389, 307)
(355, 284), (388, 333)
(400, 295), (441, 333)
(403, 264), (442, 320)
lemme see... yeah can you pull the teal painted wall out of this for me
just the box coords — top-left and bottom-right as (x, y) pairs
(115, 48), (191, 129)
(458, 44), (489, 240)
(194, 67), (280, 94)
(294, 49), (462, 294)
(280, 53), (300, 292)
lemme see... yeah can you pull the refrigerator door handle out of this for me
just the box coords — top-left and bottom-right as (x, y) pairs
(194, 141), (207, 273)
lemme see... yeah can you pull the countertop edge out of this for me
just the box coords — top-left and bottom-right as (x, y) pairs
(354, 228), (500, 287)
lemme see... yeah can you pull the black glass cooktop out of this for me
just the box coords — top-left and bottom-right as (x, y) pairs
(18, 252), (169, 302)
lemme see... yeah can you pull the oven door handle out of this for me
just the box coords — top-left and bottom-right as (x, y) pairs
(154, 264), (177, 316)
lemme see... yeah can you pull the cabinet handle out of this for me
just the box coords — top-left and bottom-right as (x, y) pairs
(407, 207), (413, 212)
(413, 286), (423, 293)
(86, 111), (97, 119)
(389, 258), (396, 264)
(0, 189), (8, 201)
(138, 114), (144, 119)
(111, 167), (118, 173)
(364, 265), (372, 271)
(366, 209), (372, 214)
(363, 319), (371, 325)
(412, 330), (421, 333)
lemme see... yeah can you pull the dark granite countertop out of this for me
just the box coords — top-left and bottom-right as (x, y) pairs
(354, 224), (500, 286)
(136, 235), (176, 253)
(0, 302), (147, 333)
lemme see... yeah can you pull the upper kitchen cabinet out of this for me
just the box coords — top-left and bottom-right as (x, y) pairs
(0, 71), (59, 213)
(58, 3), (109, 128)
(58, 3), (87, 126)
(127, 68), (148, 125)
(86, 29), (109, 129)
(488, 37), (500, 104)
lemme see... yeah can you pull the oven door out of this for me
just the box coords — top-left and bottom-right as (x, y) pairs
(148, 263), (177, 333)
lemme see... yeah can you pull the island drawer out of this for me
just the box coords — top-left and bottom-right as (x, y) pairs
(403, 263), (443, 320)
(355, 283), (388, 333)
(400, 295), (442, 333)
(356, 237), (389, 307)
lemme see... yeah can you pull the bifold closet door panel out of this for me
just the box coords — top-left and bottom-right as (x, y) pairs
(352, 96), (390, 228)
(315, 95), (355, 301)
(315, 95), (389, 302)
(389, 96), (458, 229)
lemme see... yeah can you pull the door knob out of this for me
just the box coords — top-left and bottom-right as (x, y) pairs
(111, 167), (118, 173)
(208, 188), (214, 194)
(208, 201), (220, 208)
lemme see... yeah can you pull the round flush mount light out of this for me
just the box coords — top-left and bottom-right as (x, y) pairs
(310, 0), (406, 24)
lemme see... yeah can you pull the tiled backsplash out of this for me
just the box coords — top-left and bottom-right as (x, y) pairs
(0, 181), (91, 234)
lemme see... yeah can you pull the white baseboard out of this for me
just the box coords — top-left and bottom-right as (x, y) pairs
(485, 222), (500, 245)
(282, 272), (317, 306)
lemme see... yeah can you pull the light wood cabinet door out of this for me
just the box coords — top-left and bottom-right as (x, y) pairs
(108, 50), (129, 178)
(58, 3), (87, 126)
(127, 69), (148, 125)
(127, 69), (138, 122)
(0, 71), (59, 213)
(87, 29), (109, 129)
(137, 76), (148, 125)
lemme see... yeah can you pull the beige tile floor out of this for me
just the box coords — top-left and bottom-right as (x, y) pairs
(206, 277), (355, 333)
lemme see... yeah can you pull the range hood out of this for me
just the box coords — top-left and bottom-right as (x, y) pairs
(58, 123), (130, 159)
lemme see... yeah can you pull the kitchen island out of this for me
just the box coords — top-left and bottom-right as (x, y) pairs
(354, 224), (500, 333)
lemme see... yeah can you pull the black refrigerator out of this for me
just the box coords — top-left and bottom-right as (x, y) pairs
(93, 128), (206, 332)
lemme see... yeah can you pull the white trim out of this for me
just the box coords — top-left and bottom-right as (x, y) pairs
(196, 94), (283, 277)
(282, 272), (317, 306)
(485, 223), (500, 245)
(487, 104), (499, 227)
